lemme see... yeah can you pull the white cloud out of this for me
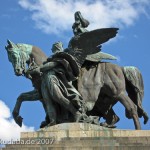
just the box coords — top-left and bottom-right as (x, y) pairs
(0, 100), (34, 142)
(18, 0), (150, 35)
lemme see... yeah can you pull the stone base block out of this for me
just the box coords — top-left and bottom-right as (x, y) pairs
(2, 123), (150, 150)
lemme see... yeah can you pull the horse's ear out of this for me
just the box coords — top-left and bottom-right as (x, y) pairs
(6, 39), (16, 51)
(7, 39), (16, 48)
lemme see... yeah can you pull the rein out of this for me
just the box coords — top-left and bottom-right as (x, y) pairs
(19, 51), (27, 73)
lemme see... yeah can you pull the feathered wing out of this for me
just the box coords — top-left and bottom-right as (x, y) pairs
(67, 28), (119, 66)
(86, 52), (117, 62)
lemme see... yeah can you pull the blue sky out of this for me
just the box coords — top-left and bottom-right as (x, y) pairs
(0, 0), (150, 141)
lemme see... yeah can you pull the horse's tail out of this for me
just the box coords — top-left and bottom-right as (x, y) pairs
(123, 66), (149, 124)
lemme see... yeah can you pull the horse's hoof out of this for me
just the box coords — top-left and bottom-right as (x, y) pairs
(143, 113), (149, 124)
(16, 116), (23, 127)
(100, 122), (116, 128)
(40, 121), (49, 128)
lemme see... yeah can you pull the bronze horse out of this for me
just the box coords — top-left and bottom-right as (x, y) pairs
(5, 40), (148, 130)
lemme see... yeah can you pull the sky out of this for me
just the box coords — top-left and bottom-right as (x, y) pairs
(0, 0), (150, 142)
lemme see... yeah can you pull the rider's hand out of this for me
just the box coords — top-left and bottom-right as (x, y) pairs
(26, 67), (42, 76)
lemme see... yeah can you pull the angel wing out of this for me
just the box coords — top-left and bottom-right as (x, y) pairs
(86, 52), (117, 62)
(67, 28), (119, 66)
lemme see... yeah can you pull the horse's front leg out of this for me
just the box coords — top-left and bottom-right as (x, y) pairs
(12, 89), (42, 127)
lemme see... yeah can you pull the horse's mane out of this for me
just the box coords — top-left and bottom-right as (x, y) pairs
(16, 43), (48, 66)
(32, 45), (48, 65)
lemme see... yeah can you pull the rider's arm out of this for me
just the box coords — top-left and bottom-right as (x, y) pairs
(27, 62), (58, 75)
(40, 62), (58, 72)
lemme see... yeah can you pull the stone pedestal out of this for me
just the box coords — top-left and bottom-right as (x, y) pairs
(2, 123), (150, 150)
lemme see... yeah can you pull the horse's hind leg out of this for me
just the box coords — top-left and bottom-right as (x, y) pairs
(117, 92), (141, 130)
(136, 92), (149, 124)
(126, 91), (149, 124)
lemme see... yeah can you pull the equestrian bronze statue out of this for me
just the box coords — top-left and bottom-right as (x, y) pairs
(5, 11), (148, 130)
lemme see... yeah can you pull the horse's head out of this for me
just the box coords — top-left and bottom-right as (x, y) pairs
(5, 40), (32, 76)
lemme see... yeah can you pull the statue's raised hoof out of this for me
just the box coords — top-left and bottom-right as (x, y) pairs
(15, 116), (23, 127)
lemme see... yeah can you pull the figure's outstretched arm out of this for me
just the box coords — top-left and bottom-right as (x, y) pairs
(26, 62), (58, 76)
(40, 62), (58, 72)
(12, 89), (42, 127)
